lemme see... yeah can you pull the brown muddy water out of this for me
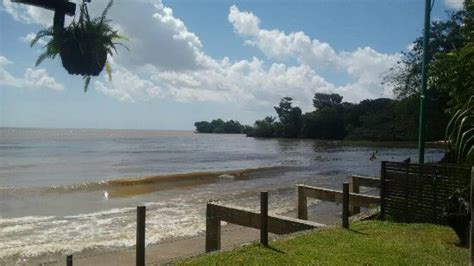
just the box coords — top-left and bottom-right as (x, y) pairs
(0, 128), (444, 263)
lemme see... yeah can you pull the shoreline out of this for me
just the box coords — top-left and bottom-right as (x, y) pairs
(1, 202), (343, 265)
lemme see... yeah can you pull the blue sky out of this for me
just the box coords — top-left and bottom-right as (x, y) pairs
(0, 0), (463, 130)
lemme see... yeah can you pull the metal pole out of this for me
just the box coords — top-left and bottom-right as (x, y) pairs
(418, 0), (432, 164)
(136, 206), (146, 266)
(66, 255), (73, 266)
(260, 191), (268, 246)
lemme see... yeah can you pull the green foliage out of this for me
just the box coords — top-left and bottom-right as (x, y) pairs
(274, 97), (303, 138)
(182, 221), (468, 265)
(431, 0), (474, 112)
(445, 96), (474, 164)
(345, 99), (397, 141)
(31, 0), (127, 92)
(252, 117), (276, 138)
(194, 119), (247, 134)
(241, 125), (255, 135)
(248, 93), (445, 141)
(384, 9), (466, 100)
(302, 107), (345, 139)
(313, 93), (343, 110)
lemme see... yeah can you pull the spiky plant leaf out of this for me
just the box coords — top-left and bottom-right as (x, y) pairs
(35, 52), (51, 66)
(105, 61), (112, 82)
(83, 76), (91, 92)
(100, 0), (114, 22)
(30, 28), (54, 47)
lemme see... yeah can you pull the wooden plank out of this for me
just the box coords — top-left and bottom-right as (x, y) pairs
(297, 185), (308, 220)
(260, 191), (268, 246)
(136, 206), (146, 266)
(11, 0), (76, 16)
(342, 183), (349, 229)
(206, 203), (221, 252)
(352, 175), (380, 188)
(66, 255), (73, 266)
(299, 185), (380, 208)
(349, 176), (360, 214)
(208, 203), (325, 235)
(380, 161), (387, 220)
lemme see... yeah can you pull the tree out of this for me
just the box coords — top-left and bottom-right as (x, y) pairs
(194, 121), (212, 133)
(384, 9), (466, 99)
(194, 119), (246, 134)
(443, 96), (474, 164)
(312, 93), (343, 110)
(345, 99), (397, 141)
(274, 97), (303, 138)
(252, 117), (276, 138)
(302, 107), (346, 139)
(222, 120), (244, 133)
(430, 0), (474, 112)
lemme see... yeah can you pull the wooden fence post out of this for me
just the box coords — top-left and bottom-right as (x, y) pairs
(380, 161), (386, 220)
(349, 176), (360, 215)
(261, 191), (269, 246)
(470, 166), (473, 265)
(404, 163), (410, 223)
(343, 182), (349, 229)
(66, 255), (73, 266)
(206, 204), (221, 252)
(136, 206), (146, 266)
(297, 186), (308, 220)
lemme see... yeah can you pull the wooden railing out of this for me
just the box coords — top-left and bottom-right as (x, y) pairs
(297, 183), (380, 221)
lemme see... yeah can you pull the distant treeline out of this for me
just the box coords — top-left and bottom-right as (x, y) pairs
(194, 92), (446, 141)
(243, 93), (446, 141)
(194, 119), (253, 134)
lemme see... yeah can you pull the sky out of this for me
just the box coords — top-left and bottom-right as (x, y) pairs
(0, 0), (464, 130)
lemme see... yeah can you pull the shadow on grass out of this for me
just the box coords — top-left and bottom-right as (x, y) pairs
(262, 245), (286, 254)
(348, 228), (369, 235)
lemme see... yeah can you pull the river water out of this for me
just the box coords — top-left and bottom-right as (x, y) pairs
(0, 128), (444, 263)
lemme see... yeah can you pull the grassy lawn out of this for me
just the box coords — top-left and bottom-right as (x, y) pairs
(182, 221), (468, 265)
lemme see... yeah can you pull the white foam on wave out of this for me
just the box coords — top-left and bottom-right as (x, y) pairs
(64, 207), (135, 219)
(0, 216), (54, 226)
(0, 187), (322, 263)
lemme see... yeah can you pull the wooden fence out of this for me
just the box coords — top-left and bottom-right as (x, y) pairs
(205, 200), (325, 252)
(297, 184), (380, 221)
(380, 161), (471, 224)
(348, 175), (380, 214)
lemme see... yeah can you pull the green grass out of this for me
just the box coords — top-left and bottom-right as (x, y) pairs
(182, 221), (468, 265)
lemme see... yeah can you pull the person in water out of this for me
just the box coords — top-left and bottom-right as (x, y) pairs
(369, 150), (378, 161)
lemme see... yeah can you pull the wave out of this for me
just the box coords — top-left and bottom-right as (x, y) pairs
(0, 166), (287, 197)
(0, 184), (311, 262)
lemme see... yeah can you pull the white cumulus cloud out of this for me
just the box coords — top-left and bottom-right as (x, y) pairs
(444, 0), (464, 9)
(0, 55), (64, 91)
(3, 0), (402, 108)
(228, 5), (401, 101)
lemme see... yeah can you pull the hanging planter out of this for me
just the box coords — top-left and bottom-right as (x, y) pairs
(31, 0), (128, 91)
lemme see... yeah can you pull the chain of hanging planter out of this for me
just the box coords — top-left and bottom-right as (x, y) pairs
(13, 0), (128, 92)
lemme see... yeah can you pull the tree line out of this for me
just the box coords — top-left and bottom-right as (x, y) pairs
(244, 93), (444, 141)
(194, 119), (253, 134)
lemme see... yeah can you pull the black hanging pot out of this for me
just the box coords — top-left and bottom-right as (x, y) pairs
(59, 27), (107, 76)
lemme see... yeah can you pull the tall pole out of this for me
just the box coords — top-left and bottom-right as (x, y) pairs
(418, 0), (432, 164)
